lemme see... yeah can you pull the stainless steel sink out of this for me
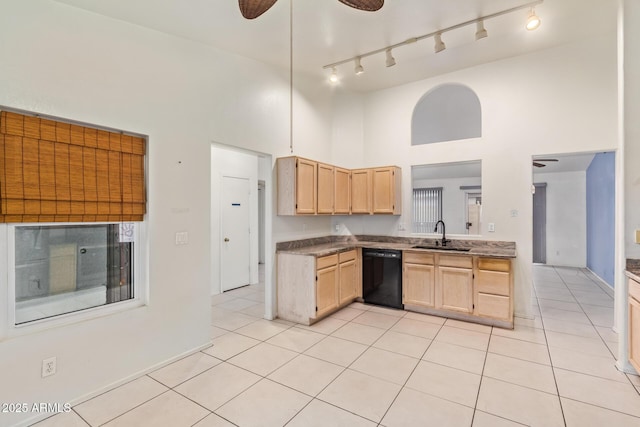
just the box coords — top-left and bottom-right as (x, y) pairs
(412, 245), (471, 252)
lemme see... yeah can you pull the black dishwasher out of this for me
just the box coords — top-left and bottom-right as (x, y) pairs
(362, 248), (403, 309)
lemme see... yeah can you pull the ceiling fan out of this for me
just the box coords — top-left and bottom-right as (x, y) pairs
(533, 158), (558, 168)
(239, 0), (384, 19)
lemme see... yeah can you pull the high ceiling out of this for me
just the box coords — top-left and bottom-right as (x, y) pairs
(54, 0), (617, 92)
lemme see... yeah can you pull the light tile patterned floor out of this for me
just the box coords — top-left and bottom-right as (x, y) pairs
(34, 266), (640, 426)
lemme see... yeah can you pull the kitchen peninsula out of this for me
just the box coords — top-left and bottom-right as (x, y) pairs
(277, 235), (516, 329)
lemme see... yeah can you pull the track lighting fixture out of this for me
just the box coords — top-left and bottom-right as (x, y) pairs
(322, 0), (543, 77)
(354, 57), (364, 75)
(526, 8), (541, 30)
(475, 20), (488, 40)
(434, 33), (446, 53)
(329, 67), (338, 83)
(385, 49), (396, 67)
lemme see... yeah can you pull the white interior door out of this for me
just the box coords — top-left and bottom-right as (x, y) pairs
(221, 176), (251, 291)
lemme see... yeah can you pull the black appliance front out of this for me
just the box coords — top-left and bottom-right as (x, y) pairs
(362, 248), (403, 309)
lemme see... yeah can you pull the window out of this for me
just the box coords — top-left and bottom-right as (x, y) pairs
(412, 187), (442, 233)
(0, 110), (147, 325)
(14, 223), (136, 324)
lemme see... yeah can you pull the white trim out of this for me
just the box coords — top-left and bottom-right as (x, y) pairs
(13, 341), (212, 427)
(585, 267), (615, 298)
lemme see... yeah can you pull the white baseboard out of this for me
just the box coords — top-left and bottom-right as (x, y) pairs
(16, 341), (212, 427)
(585, 268), (615, 298)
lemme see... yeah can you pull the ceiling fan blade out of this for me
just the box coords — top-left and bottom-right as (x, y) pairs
(532, 162), (546, 168)
(238, 0), (278, 19)
(338, 0), (384, 12)
(535, 158), (558, 162)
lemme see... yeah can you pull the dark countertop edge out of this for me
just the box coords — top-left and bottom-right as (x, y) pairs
(626, 259), (640, 282)
(278, 241), (517, 259)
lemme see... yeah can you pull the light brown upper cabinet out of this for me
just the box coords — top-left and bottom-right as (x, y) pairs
(317, 162), (335, 214)
(277, 156), (317, 215)
(373, 167), (402, 215)
(351, 169), (372, 214)
(277, 156), (401, 216)
(334, 167), (351, 214)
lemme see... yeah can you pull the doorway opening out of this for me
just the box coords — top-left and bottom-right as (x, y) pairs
(211, 143), (273, 319)
(531, 151), (615, 288)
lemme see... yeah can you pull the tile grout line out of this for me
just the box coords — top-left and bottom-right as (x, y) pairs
(533, 272), (568, 427)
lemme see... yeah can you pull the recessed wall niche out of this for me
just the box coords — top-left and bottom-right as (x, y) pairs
(411, 83), (481, 145)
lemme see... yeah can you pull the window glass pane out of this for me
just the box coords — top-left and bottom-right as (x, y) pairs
(15, 224), (134, 324)
(412, 187), (442, 233)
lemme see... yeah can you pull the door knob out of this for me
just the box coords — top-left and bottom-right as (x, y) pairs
(224, 238), (230, 242)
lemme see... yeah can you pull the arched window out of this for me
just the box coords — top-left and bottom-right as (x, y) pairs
(411, 83), (481, 145)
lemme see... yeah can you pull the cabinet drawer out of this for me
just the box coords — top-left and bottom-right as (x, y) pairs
(477, 258), (511, 272)
(439, 255), (473, 268)
(477, 293), (510, 320)
(476, 270), (510, 296)
(404, 251), (435, 265)
(339, 250), (357, 263)
(630, 278), (640, 303)
(317, 254), (338, 270)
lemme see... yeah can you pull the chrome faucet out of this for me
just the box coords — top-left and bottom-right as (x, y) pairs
(434, 220), (451, 247)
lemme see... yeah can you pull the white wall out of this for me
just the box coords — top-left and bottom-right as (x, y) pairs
(534, 171), (587, 267)
(353, 35), (617, 318)
(624, 0), (640, 259)
(0, 1), (338, 425)
(211, 146), (260, 294)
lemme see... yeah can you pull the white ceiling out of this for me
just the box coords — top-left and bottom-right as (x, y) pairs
(533, 152), (600, 174)
(54, 0), (617, 92)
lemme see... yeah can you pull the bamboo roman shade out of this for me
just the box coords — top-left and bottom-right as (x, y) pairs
(0, 111), (146, 223)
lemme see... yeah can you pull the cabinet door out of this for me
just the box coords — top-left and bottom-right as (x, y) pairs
(372, 167), (395, 214)
(339, 259), (357, 305)
(351, 169), (371, 214)
(437, 266), (473, 313)
(403, 263), (435, 308)
(630, 296), (640, 372)
(296, 158), (317, 214)
(317, 163), (334, 214)
(316, 264), (339, 318)
(334, 167), (351, 214)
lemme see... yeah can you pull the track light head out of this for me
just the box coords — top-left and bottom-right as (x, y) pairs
(329, 67), (338, 83)
(434, 33), (446, 53)
(385, 48), (396, 67)
(475, 20), (488, 40)
(526, 8), (541, 31)
(354, 57), (364, 75)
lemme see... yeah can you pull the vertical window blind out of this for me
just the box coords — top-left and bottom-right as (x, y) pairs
(0, 111), (146, 223)
(413, 187), (442, 233)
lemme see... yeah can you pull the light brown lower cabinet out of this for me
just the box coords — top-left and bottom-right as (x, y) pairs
(338, 250), (357, 305)
(629, 278), (640, 372)
(277, 249), (360, 325)
(402, 251), (514, 328)
(403, 252), (435, 308)
(316, 254), (339, 318)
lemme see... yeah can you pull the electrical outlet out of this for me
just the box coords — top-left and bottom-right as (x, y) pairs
(488, 223), (495, 232)
(42, 357), (56, 378)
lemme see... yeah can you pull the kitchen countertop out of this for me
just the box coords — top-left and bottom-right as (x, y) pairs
(626, 259), (640, 282)
(277, 235), (517, 259)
